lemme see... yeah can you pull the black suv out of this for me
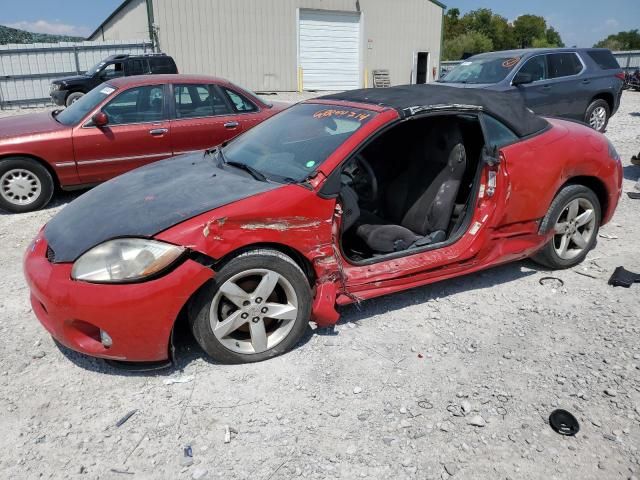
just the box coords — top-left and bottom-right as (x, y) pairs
(439, 48), (625, 132)
(50, 53), (178, 107)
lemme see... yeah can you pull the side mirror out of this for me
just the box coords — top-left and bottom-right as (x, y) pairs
(513, 72), (534, 86)
(92, 111), (109, 127)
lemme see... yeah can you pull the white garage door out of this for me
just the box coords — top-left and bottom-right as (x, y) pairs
(299, 10), (361, 91)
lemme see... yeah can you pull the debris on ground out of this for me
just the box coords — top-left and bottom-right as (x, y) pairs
(163, 375), (194, 385)
(115, 409), (138, 427)
(608, 266), (640, 287)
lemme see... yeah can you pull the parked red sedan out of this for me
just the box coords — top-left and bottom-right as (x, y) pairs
(24, 85), (622, 365)
(0, 75), (284, 213)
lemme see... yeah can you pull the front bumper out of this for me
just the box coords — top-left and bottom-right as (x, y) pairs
(23, 233), (213, 362)
(50, 90), (67, 106)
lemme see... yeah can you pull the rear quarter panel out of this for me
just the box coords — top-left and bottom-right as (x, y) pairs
(497, 118), (621, 227)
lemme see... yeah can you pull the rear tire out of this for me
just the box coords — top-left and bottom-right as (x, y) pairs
(532, 185), (601, 269)
(65, 91), (84, 107)
(0, 157), (54, 213)
(584, 99), (610, 133)
(188, 249), (311, 364)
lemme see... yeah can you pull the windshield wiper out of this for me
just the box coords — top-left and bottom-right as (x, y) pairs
(214, 148), (267, 182)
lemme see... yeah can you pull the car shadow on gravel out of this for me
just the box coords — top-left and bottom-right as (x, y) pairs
(623, 165), (639, 181)
(0, 190), (84, 216)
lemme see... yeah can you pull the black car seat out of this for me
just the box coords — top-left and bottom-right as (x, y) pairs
(356, 119), (467, 253)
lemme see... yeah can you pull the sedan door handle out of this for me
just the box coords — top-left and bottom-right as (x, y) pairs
(149, 128), (168, 136)
(581, 79), (591, 85)
(224, 121), (240, 129)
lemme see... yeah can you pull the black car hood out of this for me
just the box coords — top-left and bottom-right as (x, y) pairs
(53, 74), (91, 85)
(44, 152), (279, 262)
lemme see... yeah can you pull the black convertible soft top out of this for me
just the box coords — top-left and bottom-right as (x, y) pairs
(320, 84), (549, 138)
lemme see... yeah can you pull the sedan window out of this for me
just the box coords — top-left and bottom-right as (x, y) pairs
(223, 88), (257, 112)
(102, 85), (165, 125)
(55, 84), (116, 126)
(482, 115), (518, 147)
(547, 53), (583, 78)
(222, 103), (375, 182)
(174, 84), (230, 118)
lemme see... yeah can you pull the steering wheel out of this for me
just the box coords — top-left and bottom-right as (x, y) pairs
(342, 154), (378, 203)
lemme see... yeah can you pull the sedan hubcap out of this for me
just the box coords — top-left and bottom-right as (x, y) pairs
(553, 198), (596, 260)
(589, 106), (606, 131)
(210, 269), (298, 354)
(0, 169), (42, 206)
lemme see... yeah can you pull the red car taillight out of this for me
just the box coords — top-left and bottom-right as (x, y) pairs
(614, 72), (625, 81)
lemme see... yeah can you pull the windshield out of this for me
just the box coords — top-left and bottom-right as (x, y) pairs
(85, 61), (106, 76)
(222, 103), (375, 182)
(440, 55), (522, 84)
(55, 84), (117, 126)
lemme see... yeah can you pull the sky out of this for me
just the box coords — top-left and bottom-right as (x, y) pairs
(0, 0), (639, 47)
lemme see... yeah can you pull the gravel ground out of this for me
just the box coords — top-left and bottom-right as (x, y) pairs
(0, 92), (639, 480)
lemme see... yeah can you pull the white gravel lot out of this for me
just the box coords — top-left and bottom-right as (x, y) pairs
(0, 92), (639, 480)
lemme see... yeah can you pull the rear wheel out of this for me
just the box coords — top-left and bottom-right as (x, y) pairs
(584, 99), (610, 133)
(532, 185), (601, 269)
(65, 91), (84, 107)
(188, 249), (311, 364)
(0, 157), (54, 213)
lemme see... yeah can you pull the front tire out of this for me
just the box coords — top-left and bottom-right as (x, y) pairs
(65, 91), (84, 107)
(532, 185), (601, 269)
(584, 99), (610, 133)
(188, 249), (311, 364)
(0, 157), (55, 213)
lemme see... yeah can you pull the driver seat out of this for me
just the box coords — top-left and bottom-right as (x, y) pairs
(356, 120), (467, 253)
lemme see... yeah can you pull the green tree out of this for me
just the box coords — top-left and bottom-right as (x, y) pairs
(443, 31), (494, 60)
(594, 29), (640, 50)
(444, 8), (465, 40)
(461, 8), (517, 51)
(545, 27), (565, 48)
(513, 15), (548, 48)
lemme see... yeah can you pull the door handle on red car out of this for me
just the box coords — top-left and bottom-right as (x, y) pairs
(224, 121), (239, 129)
(149, 128), (168, 136)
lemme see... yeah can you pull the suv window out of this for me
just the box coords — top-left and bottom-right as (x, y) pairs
(149, 57), (176, 74)
(174, 84), (230, 118)
(100, 62), (125, 80)
(223, 88), (257, 113)
(102, 85), (165, 125)
(547, 53), (582, 78)
(516, 55), (547, 82)
(483, 115), (518, 147)
(587, 50), (620, 70)
(128, 58), (148, 75)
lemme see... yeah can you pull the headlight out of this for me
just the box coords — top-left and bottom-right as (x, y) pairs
(50, 84), (61, 91)
(71, 238), (185, 283)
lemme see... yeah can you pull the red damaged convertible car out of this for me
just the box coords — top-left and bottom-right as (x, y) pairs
(0, 75), (282, 213)
(24, 85), (622, 365)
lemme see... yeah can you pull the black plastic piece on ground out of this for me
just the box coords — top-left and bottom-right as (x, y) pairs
(608, 266), (640, 288)
(105, 358), (173, 371)
(549, 409), (580, 436)
(627, 191), (640, 200)
(539, 276), (565, 287)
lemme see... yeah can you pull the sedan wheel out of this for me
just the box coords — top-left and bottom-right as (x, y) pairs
(552, 198), (597, 261)
(211, 269), (298, 355)
(1, 168), (42, 206)
(532, 185), (601, 269)
(189, 249), (311, 363)
(0, 157), (55, 213)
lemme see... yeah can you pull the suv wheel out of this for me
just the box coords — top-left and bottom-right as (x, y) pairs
(0, 157), (55, 213)
(65, 92), (84, 107)
(585, 99), (610, 133)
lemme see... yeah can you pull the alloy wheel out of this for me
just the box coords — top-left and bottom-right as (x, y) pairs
(0, 168), (42, 206)
(589, 106), (607, 131)
(552, 198), (596, 260)
(210, 268), (299, 354)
